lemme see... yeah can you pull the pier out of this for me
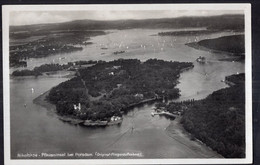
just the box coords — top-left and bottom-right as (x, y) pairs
(151, 111), (177, 118)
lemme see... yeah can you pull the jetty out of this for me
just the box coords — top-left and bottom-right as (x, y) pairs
(151, 111), (177, 118)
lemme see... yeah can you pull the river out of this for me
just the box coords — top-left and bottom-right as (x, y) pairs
(10, 29), (244, 159)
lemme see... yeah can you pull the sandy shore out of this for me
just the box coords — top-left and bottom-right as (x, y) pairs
(165, 117), (223, 158)
(33, 90), (82, 123)
(33, 90), (56, 112)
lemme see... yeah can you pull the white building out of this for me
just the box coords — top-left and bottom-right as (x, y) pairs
(73, 103), (81, 112)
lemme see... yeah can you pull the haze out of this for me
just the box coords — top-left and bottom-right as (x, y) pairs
(10, 10), (243, 26)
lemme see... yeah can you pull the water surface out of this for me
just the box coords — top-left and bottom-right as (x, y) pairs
(10, 29), (244, 158)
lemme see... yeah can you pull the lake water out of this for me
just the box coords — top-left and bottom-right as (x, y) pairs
(10, 29), (244, 159)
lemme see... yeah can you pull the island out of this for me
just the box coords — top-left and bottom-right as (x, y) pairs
(11, 60), (101, 77)
(43, 59), (193, 126)
(113, 50), (126, 55)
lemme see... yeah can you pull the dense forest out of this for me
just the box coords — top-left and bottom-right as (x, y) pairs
(195, 35), (244, 54)
(158, 30), (220, 36)
(225, 73), (245, 85)
(47, 59), (193, 121)
(11, 60), (100, 76)
(180, 73), (245, 158)
(12, 69), (42, 77)
(12, 63), (68, 76)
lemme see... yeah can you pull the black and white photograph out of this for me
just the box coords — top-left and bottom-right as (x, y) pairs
(2, 4), (252, 164)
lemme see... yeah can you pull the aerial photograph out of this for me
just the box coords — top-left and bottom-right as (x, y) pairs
(4, 5), (250, 163)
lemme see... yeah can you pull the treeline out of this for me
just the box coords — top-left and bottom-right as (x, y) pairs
(11, 60), (100, 76)
(181, 73), (245, 158)
(197, 35), (245, 54)
(158, 30), (219, 36)
(68, 60), (102, 66)
(12, 63), (68, 76)
(225, 73), (245, 85)
(12, 69), (42, 77)
(47, 59), (193, 121)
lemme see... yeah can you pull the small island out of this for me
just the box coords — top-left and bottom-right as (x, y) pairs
(113, 50), (126, 55)
(44, 59), (193, 126)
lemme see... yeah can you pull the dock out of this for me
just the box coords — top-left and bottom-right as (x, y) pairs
(151, 111), (177, 118)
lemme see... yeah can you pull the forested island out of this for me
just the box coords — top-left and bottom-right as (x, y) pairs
(180, 73), (245, 158)
(46, 59), (193, 125)
(10, 30), (106, 67)
(11, 60), (100, 77)
(186, 35), (245, 56)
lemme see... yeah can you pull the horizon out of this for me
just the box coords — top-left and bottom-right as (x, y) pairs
(10, 10), (243, 26)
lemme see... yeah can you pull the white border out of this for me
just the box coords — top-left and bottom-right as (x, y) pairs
(2, 4), (252, 165)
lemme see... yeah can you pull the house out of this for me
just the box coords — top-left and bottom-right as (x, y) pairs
(109, 72), (114, 76)
(110, 116), (121, 121)
(73, 103), (81, 112)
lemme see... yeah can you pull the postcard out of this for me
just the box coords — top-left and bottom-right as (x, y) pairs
(2, 4), (252, 164)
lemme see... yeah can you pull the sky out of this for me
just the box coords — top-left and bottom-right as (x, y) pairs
(10, 10), (244, 26)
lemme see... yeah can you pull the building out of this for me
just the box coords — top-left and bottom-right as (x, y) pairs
(73, 103), (81, 112)
(109, 72), (114, 76)
(110, 116), (121, 121)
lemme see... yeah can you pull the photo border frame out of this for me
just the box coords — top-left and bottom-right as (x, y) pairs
(2, 3), (252, 165)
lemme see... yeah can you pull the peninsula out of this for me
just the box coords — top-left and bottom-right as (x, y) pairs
(181, 73), (245, 158)
(186, 35), (245, 56)
(154, 73), (245, 158)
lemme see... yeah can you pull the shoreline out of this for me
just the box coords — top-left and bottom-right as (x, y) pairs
(34, 88), (222, 157)
(186, 42), (245, 60)
(32, 63), (194, 127)
(33, 91), (123, 126)
(33, 90), (162, 127)
(10, 70), (76, 79)
(31, 66), (223, 157)
(165, 117), (223, 158)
